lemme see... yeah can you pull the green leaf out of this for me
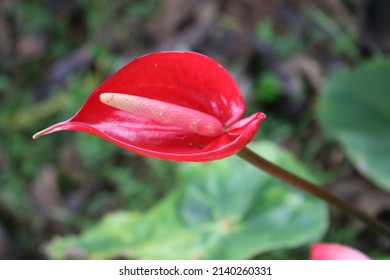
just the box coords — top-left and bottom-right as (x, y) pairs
(317, 59), (390, 190)
(46, 141), (328, 259)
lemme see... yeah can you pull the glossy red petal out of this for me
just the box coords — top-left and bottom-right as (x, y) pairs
(79, 51), (245, 127)
(310, 243), (370, 260)
(34, 51), (266, 162)
(34, 112), (265, 162)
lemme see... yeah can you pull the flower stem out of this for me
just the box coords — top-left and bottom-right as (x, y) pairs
(237, 146), (390, 239)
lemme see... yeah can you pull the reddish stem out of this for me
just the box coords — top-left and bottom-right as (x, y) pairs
(237, 146), (390, 239)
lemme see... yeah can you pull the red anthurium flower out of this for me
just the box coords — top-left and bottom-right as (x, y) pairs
(33, 51), (265, 162)
(310, 243), (370, 260)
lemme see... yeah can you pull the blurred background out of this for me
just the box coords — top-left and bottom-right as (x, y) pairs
(1, 0), (390, 259)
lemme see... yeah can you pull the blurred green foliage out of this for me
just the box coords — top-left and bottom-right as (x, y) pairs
(1, 0), (389, 260)
(256, 19), (304, 58)
(306, 6), (359, 60)
(47, 142), (328, 259)
(254, 71), (281, 104)
(0, 0), (162, 258)
(318, 59), (390, 191)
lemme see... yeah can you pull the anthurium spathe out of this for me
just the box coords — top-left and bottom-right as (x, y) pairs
(310, 243), (370, 260)
(33, 51), (265, 162)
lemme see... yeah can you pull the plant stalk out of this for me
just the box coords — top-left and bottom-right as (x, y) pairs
(237, 146), (390, 239)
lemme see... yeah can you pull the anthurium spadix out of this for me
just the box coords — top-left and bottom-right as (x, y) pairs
(33, 51), (265, 162)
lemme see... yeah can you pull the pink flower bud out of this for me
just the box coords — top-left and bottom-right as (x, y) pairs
(310, 243), (370, 260)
